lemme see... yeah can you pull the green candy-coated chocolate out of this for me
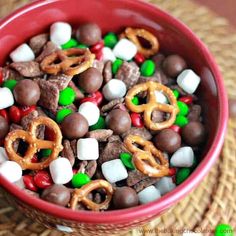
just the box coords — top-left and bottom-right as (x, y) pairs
(215, 224), (234, 236)
(3, 79), (17, 91)
(140, 60), (156, 77)
(176, 168), (191, 185)
(174, 115), (189, 127)
(61, 38), (78, 49)
(41, 149), (52, 157)
(120, 152), (135, 170)
(177, 101), (189, 116)
(56, 108), (73, 123)
(132, 96), (139, 105)
(173, 89), (180, 99)
(72, 173), (91, 188)
(76, 43), (88, 49)
(112, 59), (123, 74)
(89, 116), (106, 130)
(59, 87), (76, 106)
(104, 32), (118, 48)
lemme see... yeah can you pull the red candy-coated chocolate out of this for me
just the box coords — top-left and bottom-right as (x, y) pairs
(20, 105), (36, 117)
(0, 109), (9, 123)
(9, 106), (21, 124)
(130, 113), (144, 128)
(0, 69), (3, 86)
(23, 175), (38, 192)
(168, 167), (177, 176)
(44, 127), (56, 141)
(73, 169), (78, 175)
(179, 96), (193, 105)
(80, 91), (103, 106)
(34, 170), (53, 189)
(169, 125), (181, 134)
(31, 155), (38, 163)
(90, 41), (104, 53)
(134, 52), (145, 65)
(95, 49), (103, 60)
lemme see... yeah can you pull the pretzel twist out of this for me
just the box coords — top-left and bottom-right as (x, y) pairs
(125, 81), (179, 130)
(40, 48), (95, 76)
(121, 27), (159, 57)
(4, 117), (63, 170)
(124, 135), (169, 177)
(70, 180), (113, 211)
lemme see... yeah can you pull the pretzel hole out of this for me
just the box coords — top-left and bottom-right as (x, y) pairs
(137, 36), (152, 49)
(52, 58), (63, 64)
(44, 127), (56, 141)
(16, 140), (30, 157)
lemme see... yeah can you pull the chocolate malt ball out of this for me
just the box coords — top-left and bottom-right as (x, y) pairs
(153, 129), (181, 153)
(181, 121), (206, 146)
(76, 23), (102, 46)
(13, 79), (40, 106)
(162, 55), (187, 77)
(106, 109), (131, 135)
(113, 187), (139, 209)
(61, 113), (89, 139)
(78, 68), (103, 93)
(41, 184), (71, 207)
(0, 116), (9, 139)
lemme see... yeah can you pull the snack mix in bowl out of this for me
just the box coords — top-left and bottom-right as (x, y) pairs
(0, 22), (206, 211)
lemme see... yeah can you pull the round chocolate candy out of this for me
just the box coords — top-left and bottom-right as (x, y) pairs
(41, 184), (71, 207)
(76, 23), (102, 46)
(78, 68), (103, 93)
(61, 113), (89, 139)
(181, 121), (206, 146)
(13, 79), (40, 106)
(153, 129), (181, 153)
(162, 55), (187, 77)
(106, 109), (131, 135)
(112, 187), (139, 209)
(0, 116), (9, 139)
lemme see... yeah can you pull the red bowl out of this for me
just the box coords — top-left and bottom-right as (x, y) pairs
(0, 0), (228, 234)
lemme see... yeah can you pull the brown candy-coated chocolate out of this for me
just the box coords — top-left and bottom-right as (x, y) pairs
(0, 116), (9, 139)
(112, 187), (139, 209)
(41, 184), (71, 207)
(78, 67), (103, 93)
(13, 79), (40, 106)
(162, 55), (187, 77)
(106, 109), (131, 135)
(76, 23), (102, 46)
(61, 113), (89, 139)
(153, 129), (181, 153)
(181, 121), (206, 146)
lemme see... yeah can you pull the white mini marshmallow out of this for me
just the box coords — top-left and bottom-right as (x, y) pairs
(0, 147), (8, 164)
(50, 22), (72, 46)
(56, 225), (73, 233)
(170, 146), (194, 167)
(154, 91), (169, 104)
(49, 157), (73, 184)
(77, 138), (99, 160)
(102, 47), (116, 62)
(102, 79), (127, 101)
(0, 161), (22, 183)
(101, 159), (128, 183)
(177, 69), (201, 94)
(0, 88), (14, 109)
(10, 43), (35, 62)
(78, 102), (100, 126)
(155, 177), (176, 195)
(113, 38), (137, 61)
(138, 185), (161, 204)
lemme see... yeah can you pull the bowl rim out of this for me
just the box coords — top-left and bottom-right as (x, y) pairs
(0, 0), (228, 224)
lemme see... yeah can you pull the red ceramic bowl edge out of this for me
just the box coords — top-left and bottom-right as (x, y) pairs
(0, 0), (228, 224)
